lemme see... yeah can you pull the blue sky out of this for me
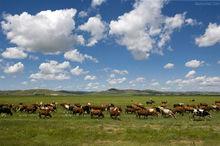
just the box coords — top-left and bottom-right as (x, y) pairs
(0, 0), (220, 91)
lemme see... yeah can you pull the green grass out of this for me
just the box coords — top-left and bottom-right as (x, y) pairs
(0, 95), (220, 146)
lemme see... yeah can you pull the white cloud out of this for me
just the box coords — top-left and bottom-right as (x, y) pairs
(185, 70), (196, 78)
(185, 18), (199, 26)
(1, 9), (84, 54)
(79, 15), (106, 46)
(109, 0), (192, 60)
(71, 66), (88, 76)
(30, 60), (70, 80)
(4, 62), (24, 74)
(166, 76), (220, 88)
(78, 11), (88, 18)
(2, 47), (28, 59)
(91, 0), (106, 8)
(107, 77), (126, 85)
(217, 60), (220, 64)
(86, 82), (99, 90)
(112, 69), (128, 75)
(164, 63), (174, 69)
(129, 77), (145, 84)
(195, 23), (220, 47)
(64, 49), (98, 63)
(151, 81), (160, 86)
(84, 75), (96, 80)
(185, 59), (204, 68)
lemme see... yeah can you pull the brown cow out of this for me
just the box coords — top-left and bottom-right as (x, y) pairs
(72, 106), (84, 116)
(90, 109), (104, 119)
(109, 107), (121, 120)
(39, 109), (52, 118)
(172, 106), (185, 116)
(125, 107), (136, 114)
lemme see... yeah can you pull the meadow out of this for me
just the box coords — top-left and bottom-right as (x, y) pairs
(0, 95), (220, 146)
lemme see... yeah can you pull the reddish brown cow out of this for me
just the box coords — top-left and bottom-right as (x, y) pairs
(90, 109), (104, 119)
(109, 107), (121, 120)
(72, 106), (84, 116)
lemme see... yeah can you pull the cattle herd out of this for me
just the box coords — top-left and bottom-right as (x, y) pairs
(0, 100), (220, 120)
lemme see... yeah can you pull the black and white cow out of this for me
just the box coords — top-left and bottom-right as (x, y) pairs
(193, 109), (211, 119)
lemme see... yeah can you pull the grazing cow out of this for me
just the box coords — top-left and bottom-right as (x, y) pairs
(193, 109), (211, 119)
(90, 109), (104, 119)
(146, 100), (155, 105)
(0, 105), (13, 116)
(157, 106), (176, 119)
(161, 101), (168, 105)
(109, 107), (121, 120)
(39, 109), (52, 118)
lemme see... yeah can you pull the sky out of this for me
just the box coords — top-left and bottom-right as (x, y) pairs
(0, 0), (220, 91)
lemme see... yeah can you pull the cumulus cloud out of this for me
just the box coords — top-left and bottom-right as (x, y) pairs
(185, 59), (204, 68)
(109, 0), (193, 60)
(79, 15), (106, 46)
(195, 23), (220, 47)
(84, 75), (96, 80)
(2, 47), (27, 59)
(30, 60), (70, 80)
(185, 70), (196, 78)
(71, 66), (88, 76)
(164, 63), (174, 69)
(107, 77), (126, 85)
(91, 0), (106, 8)
(1, 9), (84, 54)
(64, 49), (98, 63)
(4, 62), (24, 74)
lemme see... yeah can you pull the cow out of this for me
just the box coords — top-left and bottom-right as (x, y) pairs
(109, 107), (121, 120)
(125, 107), (136, 114)
(146, 100), (155, 105)
(72, 106), (84, 116)
(192, 109), (211, 119)
(136, 108), (158, 118)
(39, 109), (52, 118)
(90, 109), (104, 119)
(156, 106), (176, 119)
(0, 105), (13, 116)
(172, 106), (185, 116)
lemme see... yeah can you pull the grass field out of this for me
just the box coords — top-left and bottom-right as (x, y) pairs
(0, 95), (220, 146)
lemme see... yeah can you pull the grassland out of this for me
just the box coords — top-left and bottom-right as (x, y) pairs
(0, 95), (220, 146)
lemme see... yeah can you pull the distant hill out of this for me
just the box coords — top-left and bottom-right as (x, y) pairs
(0, 88), (219, 96)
